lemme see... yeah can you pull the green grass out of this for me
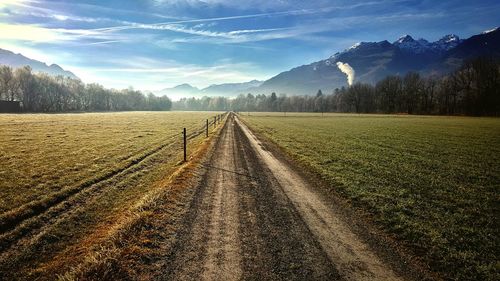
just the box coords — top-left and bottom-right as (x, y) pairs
(242, 112), (500, 281)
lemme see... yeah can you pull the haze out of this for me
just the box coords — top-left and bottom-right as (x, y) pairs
(0, 0), (499, 93)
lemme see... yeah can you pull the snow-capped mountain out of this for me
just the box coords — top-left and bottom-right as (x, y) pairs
(0, 48), (78, 79)
(482, 27), (498, 34)
(393, 34), (461, 54)
(433, 34), (461, 51)
(254, 28), (499, 96)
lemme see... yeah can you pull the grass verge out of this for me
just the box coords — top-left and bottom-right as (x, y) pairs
(242, 112), (499, 281)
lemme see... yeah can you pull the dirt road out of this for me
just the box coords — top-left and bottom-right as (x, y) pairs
(163, 113), (406, 281)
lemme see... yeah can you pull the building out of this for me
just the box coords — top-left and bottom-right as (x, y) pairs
(0, 100), (21, 113)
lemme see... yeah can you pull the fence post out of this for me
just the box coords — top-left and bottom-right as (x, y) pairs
(206, 119), (208, 137)
(183, 128), (187, 162)
(214, 116), (216, 127)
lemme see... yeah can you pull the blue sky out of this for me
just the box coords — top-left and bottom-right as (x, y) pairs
(0, 0), (498, 91)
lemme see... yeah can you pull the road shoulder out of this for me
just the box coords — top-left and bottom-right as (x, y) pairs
(237, 115), (437, 281)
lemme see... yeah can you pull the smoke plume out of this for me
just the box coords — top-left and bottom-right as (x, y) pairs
(336, 62), (355, 86)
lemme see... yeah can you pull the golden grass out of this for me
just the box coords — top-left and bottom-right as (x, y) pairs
(55, 114), (226, 281)
(0, 111), (217, 212)
(0, 111), (224, 280)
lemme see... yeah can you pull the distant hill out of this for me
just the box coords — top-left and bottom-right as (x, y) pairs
(254, 27), (499, 95)
(157, 83), (199, 96)
(201, 80), (263, 96)
(156, 80), (263, 100)
(0, 48), (78, 79)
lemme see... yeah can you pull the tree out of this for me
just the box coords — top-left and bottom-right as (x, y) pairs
(402, 72), (422, 114)
(347, 83), (375, 113)
(0, 65), (14, 101)
(269, 92), (278, 111)
(376, 75), (402, 113)
(315, 89), (325, 115)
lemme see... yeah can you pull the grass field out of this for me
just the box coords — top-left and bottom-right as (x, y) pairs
(241, 112), (500, 281)
(0, 112), (216, 212)
(0, 111), (222, 279)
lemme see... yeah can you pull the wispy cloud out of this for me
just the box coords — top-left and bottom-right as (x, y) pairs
(0, 23), (63, 42)
(149, 0), (404, 12)
(68, 56), (268, 90)
(0, 0), (429, 46)
(0, 0), (38, 8)
(91, 3), (364, 33)
(2, 0), (498, 92)
(0, 22), (125, 43)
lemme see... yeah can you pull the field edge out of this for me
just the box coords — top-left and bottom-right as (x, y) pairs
(237, 115), (441, 281)
(49, 115), (228, 280)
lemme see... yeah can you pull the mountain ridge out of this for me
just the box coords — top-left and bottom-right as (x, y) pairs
(0, 48), (78, 79)
(156, 79), (263, 99)
(253, 27), (499, 95)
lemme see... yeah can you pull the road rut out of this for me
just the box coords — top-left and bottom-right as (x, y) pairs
(164, 113), (404, 280)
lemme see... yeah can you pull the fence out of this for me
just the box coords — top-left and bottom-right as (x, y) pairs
(182, 112), (228, 162)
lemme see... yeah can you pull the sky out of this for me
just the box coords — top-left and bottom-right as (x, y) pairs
(0, 0), (499, 91)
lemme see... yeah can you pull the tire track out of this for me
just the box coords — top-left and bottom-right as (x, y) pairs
(162, 115), (242, 281)
(163, 113), (407, 280)
(235, 116), (403, 281)
(164, 114), (341, 280)
(0, 118), (223, 255)
(0, 135), (178, 234)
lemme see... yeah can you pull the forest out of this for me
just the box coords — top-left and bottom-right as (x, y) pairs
(0, 57), (498, 115)
(174, 57), (500, 116)
(0, 65), (172, 112)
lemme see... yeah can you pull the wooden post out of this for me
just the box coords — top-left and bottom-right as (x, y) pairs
(206, 119), (208, 137)
(214, 116), (216, 127)
(183, 128), (186, 162)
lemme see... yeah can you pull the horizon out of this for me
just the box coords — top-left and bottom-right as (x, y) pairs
(0, 0), (499, 92)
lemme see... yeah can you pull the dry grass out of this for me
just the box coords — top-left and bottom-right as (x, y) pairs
(57, 119), (223, 280)
(0, 111), (223, 280)
(0, 111), (217, 213)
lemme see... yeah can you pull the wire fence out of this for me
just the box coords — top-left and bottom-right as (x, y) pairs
(181, 112), (228, 162)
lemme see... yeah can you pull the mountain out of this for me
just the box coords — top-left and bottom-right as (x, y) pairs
(393, 34), (461, 54)
(157, 83), (200, 95)
(255, 28), (499, 95)
(439, 27), (500, 70)
(0, 48), (78, 79)
(156, 80), (263, 100)
(156, 83), (200, 100)
(201, 80), (263, 96)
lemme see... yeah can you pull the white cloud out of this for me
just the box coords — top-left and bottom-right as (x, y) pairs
(0, 23), (124, 43)
(150, 0), (331, 11)
(67, 57), (269, 90)
(0, 23), (62, 42)
(0, 42), (57, 63)
(0, 0), (38, 8)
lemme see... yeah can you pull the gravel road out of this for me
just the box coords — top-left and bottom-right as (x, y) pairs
(163, 113), (405, 281)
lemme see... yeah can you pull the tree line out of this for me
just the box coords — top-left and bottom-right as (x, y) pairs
(174, 57), (499, 116)
(0, 65), (172, 112)
(2, 57), (498, 115)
